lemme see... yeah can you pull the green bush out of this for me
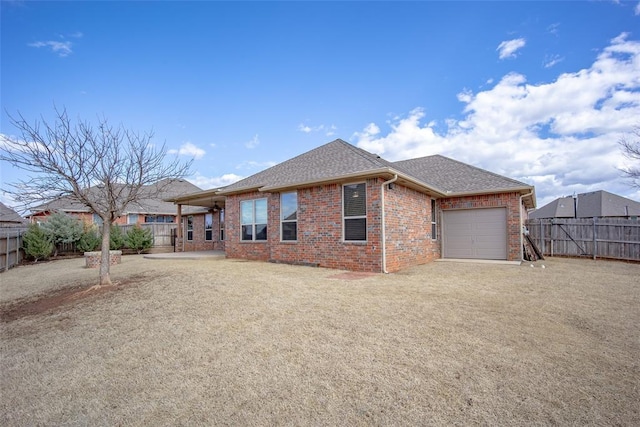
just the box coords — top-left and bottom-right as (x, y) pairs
(22, 224), (54, 261)
(109, 224), (125, 250)
(77, 226), (101, 252)
(125, 224), (154, 254)
(40, 211), (83, 255)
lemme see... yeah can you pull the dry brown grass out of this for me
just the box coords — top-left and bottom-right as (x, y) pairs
(1, 256), (638, 425)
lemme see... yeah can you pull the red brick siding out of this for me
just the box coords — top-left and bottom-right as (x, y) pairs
(181, 212), (224, 252)
(384, 184), (440, 272)
(438, 192), (523, 261)
(225, 185), (526, 271)
(225, 180), (384, 272)
(225, 191), (271, 261)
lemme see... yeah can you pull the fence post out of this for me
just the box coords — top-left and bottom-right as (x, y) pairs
(5, 234), (9, 271)
(593, 217), (597, 260)
(550, 221), (554, 256)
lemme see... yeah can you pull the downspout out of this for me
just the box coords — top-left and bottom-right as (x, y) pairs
(381, 174), (398, 273)
(519, 190), (534, 260)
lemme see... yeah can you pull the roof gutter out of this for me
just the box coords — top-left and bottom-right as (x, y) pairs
(445, 186), (536, 205)
(381, 174), (398, 274)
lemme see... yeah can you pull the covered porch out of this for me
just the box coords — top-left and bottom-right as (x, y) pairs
(165, 189), (227, 253)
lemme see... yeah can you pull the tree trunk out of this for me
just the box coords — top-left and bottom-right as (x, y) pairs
(99, 223), (113, 286)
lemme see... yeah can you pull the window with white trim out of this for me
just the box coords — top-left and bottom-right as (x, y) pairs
(219, 209), (225, 241)
(241, 199), (267, 241)
(186, 215), (194, 241)
(431, 198), (437, 240)
(280, 192), (297, 241)
(205, 213), (213, 241)
(343, 183), (366, 241)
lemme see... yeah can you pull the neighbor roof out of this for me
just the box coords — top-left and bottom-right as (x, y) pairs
(0, 202), (27, 225)
(30, 179), (206, 217)
(529, 190), (640, 219)
(216, 139), (535, 207)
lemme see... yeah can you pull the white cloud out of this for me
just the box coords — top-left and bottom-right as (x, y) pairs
(543, 54), (564, 68)
(168, 142), (205, 159)
(497, 38), (526, 59)
(236, 160), (277, 170)
(298, 123), (338, 137)
(352, 33), (640, 206)
(245, 134), (260, 149)
(635, 2), (640, 15)
(28, 40), (73, 57)
(188, 172), (243, 190)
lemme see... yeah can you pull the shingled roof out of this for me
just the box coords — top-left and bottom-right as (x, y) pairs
(393, 155), (532, 194)
(0, 202), (27, 226)
(30, 179), (207, 217)
(216, 139), (535, 207)
(219, 139), (399, 194)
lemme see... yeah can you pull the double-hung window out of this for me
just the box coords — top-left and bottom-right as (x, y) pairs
(343, 183), (366, 241)
(241, 199), (267, 241)
(431, 199), (437, 240)
(205, 213), (213, 241)
(219, 209), (225, 241)
(280, 192), (297, 241)
(186, 215), (194, 241)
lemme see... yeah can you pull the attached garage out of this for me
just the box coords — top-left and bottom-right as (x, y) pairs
(442, 208), (508, 260)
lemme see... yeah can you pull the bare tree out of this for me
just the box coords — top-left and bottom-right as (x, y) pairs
(619, 125), (640, 188)
(1, 107), (191, 286)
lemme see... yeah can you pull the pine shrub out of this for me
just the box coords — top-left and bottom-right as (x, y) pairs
(22, 224), (54, 261)
(109, 224), (125, 250)
(77, 226), (101, 252)
(40, 211), (83, 255)
(125, 224), (154, 254)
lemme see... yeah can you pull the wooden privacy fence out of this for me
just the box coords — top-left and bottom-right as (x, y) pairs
(118, 223), (177, 249)
(0, 228), (27, 272)
(0, 223), (177, 271)
(525, 218), (640, 261)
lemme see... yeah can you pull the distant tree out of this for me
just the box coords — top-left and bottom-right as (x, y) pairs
(125, 224), (154, 254)
(77, 226), (101, 252)
(1, 107), (191, 286)
(109, 224), (125, 250)
(40, 210), (83, 256)
(22, 224), (54, 262)
(619, 125), (640, 188)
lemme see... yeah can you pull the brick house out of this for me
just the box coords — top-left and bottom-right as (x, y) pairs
(169, 139), (536, 273)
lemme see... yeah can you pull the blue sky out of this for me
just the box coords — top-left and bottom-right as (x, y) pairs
(2, 1), (640, 211)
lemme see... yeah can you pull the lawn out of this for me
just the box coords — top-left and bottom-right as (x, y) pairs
(1, 256), (638, 425)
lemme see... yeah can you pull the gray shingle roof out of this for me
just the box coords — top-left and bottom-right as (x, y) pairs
(220, 139), (396, 194)
(219, 139), (534, 200)
(30, 179), (206, 216)
(530, 190), (640, 219)
(0, 202), (27, 225)
(392, 155), (532, 194)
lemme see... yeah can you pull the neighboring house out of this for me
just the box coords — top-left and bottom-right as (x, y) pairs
(27, 178), (208, 226)
(0, 202), (28, 228)
(529, 190), (640, 219)
(169, 139), (536, 273)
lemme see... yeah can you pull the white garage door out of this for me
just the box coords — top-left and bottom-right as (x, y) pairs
(442, 208), (507, 260)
